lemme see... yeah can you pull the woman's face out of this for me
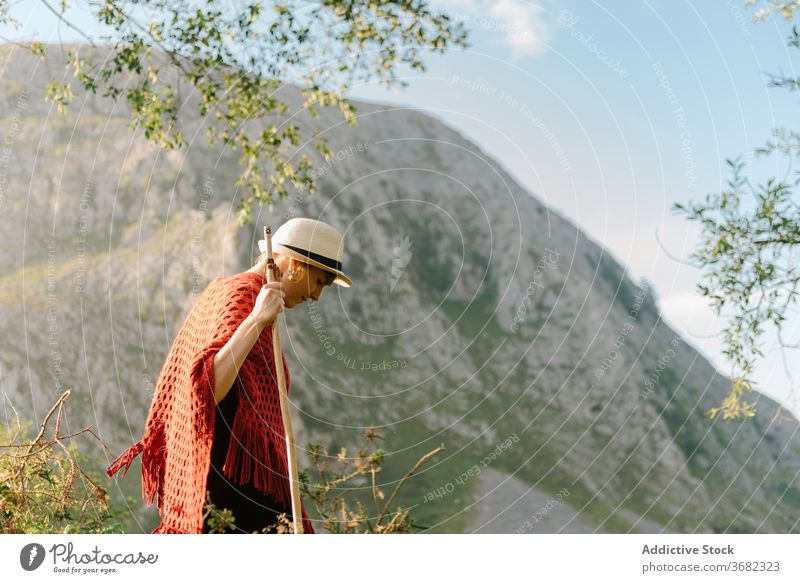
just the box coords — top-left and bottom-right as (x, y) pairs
(281, 257), (335, 308)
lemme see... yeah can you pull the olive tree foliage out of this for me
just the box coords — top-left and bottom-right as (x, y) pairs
(745, 0), (800, 20)
(0, 0), (469, 224)
(674, 3), (800, 421)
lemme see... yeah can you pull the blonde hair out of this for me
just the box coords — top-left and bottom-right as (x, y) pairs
(257, 251), (336, 285)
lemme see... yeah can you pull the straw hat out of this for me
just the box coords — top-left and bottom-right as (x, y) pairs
(259, 217), (353, 288)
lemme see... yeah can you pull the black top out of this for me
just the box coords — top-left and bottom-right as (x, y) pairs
(203, 387), (293, 533)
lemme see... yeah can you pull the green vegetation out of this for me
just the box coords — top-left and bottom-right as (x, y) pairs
(1, 390), (442, 534)
(300, 426), (443, 533)
(0, 390), (128, 533)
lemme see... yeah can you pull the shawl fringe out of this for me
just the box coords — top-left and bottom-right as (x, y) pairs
(107, 424), (166, 508)
(223, 404), (291, 506)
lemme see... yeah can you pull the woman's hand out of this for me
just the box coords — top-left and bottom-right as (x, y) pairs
(250, 282), (286, 328)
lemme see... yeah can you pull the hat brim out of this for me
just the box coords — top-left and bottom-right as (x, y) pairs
(259, 240), (352, 288)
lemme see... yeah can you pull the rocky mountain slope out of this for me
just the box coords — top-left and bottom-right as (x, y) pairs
(0, 44), (797, 533)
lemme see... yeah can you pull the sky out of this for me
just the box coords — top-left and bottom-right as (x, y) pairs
(2, 0), (800, 419)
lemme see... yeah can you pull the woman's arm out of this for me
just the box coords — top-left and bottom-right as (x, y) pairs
(212, 281), (285, 404)
(212, 313), (263, 404)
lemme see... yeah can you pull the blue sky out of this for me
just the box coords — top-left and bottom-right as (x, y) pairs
(3, 0), (800, 419)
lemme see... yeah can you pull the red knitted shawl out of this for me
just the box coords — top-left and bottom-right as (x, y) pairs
(106, 271), (314, 534)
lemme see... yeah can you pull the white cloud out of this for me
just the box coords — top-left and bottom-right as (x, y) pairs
(489, 0), (550, 58)
(430, 0), (550, 58)
(430, 0), (481, 12)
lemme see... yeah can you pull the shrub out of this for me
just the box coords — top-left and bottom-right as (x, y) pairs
(0, 390), (128, 533)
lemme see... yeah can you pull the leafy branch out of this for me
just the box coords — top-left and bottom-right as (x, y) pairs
(1, 0), (469, 224)
(671, 8), (800, 421)
(298, 426), (444, 533)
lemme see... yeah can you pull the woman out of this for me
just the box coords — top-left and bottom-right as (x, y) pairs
(107, 218), (353, 534)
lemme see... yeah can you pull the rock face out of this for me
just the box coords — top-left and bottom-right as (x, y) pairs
(0, 44), (797, 534)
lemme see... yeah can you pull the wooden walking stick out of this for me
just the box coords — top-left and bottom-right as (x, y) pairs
(263, 225), (304, 534)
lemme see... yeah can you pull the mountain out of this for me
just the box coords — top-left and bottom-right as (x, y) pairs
(0, 44), (797, 533)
